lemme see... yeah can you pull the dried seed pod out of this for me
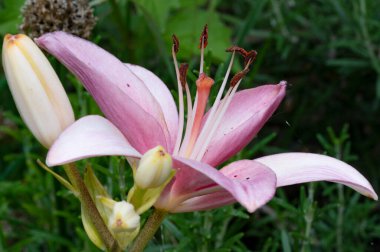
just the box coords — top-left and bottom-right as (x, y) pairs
(20, 0), (97, 39)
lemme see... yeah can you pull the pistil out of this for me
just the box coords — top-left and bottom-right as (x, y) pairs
(184, 73), (214, 156)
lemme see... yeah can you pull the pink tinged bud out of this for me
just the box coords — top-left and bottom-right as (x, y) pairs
(2, 34), (74, 148)
(135, 146), (173, 189)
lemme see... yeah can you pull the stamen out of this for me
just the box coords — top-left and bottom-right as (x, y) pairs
(178, 83), (194, 156)
(189, 51), (236, 159)
(172, 35), (185, 155)
(195, 79), (242, 161)
(195, 51), (254, 160)
(184, 73), (214, 156)
(179, 93), (198, 156)
(199, 24), (208, 75)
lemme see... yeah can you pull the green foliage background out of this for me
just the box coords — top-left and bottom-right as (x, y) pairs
(0, 0), (379, 251)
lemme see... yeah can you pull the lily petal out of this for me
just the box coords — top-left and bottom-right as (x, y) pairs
(255, 152), (378, 200)
(201, 82), (286, 166)
(126, 63), (178, 150)
(156, 157), (277, 213)
(172, 160), (277, 212)
(46, 115), (141, 166)
(36, 32), (171, 153)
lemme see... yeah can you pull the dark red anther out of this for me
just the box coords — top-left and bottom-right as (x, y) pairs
(226, 46), (248, 57)
(179, 63), (189, 88)
(244, 50), (257, 67)
(198, 24), (208, 49)
(230, 68), (250, 87)
(172, 34), (179, 54)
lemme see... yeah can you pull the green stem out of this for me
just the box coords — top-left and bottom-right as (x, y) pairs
(130, 208), (167, 252)
(336, 181), (344, 252)
(301, 183), (315, 252)
(63, 164), (121, 252)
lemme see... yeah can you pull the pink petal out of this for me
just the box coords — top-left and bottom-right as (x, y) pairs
(46, 115), (141, 166)
(126, 63), (178, 150)
(172, 160), (277, 212)
(36, 32), (171, 153)
(201, 82), (286, 166)
(155, 158), (277, 213)
(255, 152), (378, 200)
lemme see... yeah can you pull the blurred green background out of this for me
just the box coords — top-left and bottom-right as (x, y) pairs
(0, 0), (379, 251)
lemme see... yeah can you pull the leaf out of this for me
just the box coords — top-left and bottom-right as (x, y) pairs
(81, 205), (106, 250)
(37, 160), (76, 194)
(179, 0), (207, 8)
(134, 0), (180, 32)
(0, 0), (25, 35)
(166, 9), (232, 61)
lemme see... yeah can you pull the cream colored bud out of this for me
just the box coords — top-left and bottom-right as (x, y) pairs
(135, 145), (173, 189)
(2, 34), (74, 148)
(108, 201), (140, 233)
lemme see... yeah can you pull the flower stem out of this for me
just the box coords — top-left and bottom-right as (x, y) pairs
(130, 208), (167, 252)
(63, 163), (121, 252)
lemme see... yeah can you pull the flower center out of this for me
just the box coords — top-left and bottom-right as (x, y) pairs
(171, 25), (256, 161)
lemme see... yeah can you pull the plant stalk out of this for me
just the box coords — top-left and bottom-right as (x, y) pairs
(63, 163), (121, 252)
(130, 208), (167, 252)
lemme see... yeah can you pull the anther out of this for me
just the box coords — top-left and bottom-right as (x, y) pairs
(172, 34), (179, 54)
(244, 50), (257, 68)
(198, 24), (208, 49)
(226, 46), (248, 57)
(230, 68), (250, 87)
(179, 63), (189, 88)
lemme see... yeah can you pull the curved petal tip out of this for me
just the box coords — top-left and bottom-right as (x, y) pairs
(255, 152), (378, 201)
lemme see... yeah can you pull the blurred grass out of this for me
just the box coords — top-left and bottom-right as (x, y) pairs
(0, 0), (379, 251)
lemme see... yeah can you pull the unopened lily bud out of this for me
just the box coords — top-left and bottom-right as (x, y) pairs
(108, 201), (140, 233)
(2, 34), (74, 148)
(135, 145), (173, 189)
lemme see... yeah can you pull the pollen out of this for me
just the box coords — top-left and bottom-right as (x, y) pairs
(226, 46), (248, 57)
(179, 63), (189, 88)
(172, 34), (180, 54)
(230, 68), (250, 87)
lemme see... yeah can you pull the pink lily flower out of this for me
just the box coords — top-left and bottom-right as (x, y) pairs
(35, 31), (377, 213)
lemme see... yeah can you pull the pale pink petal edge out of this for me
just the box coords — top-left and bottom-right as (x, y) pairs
(46, 115), (141, 166)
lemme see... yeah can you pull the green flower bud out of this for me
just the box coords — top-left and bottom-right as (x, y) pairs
(135, 146), (173, 189)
